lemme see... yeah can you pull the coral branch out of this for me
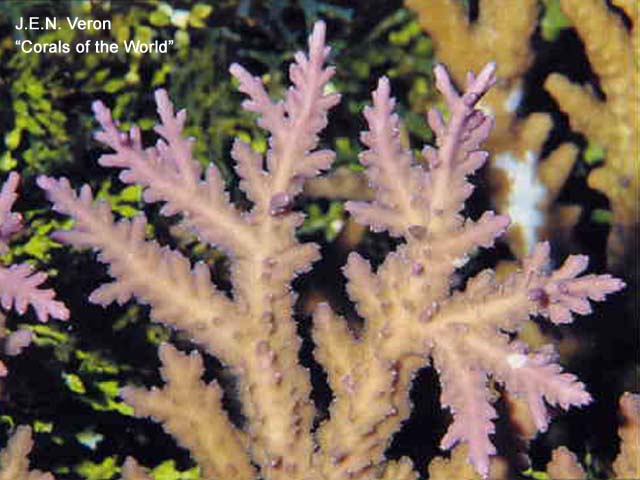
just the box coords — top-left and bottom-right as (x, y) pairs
(0, 264), (68, 323)
(435, 346), (497, 477)
(0, 426), (54, 480)
(40, 21), (341, 480)
(546, 447), (586, 480)
(92, 90), (253, 257)
(122, 344), (255, 480)
(379, 458), (418, 480)
(0, 174), (68, 324)
(229, 21), (340, 200)
(37, 177), (241, 363)
(613, 392), (640, 479)
(120, 458), (152, 480)
(0, 173), (68, 378)
(0, 172), (22, 254)
(545, 0), (639, 268)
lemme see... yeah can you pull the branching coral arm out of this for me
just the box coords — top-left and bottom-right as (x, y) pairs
(434, 344), (497, 478)
(40, 21), (340, 480)
(36, 177), (242, 364)
(122, 344), (255, 480)
(0, 265), (69, 323)
(613, 392), (640, 479)
(0, 173), (68, 377)
(349, 63), (507, 300)
(477, 339), (591, 432)
(0, 173), (68, 324)
(315, 64), (503, 479)
(0, 427), (54, 480)
(406, 0), (537, 81)
(407, 0), (579, 258)
(546, 447), (587, 480)
(214, 22), (339, 478)
(0, 172), (22, 254)
(346, 76), (425, 235)
(92, 93), (254, 257)
(120, 459), (152, 480)
(313, 303), (407, 479)
(379, 458), (418, 480)
(427, 63), (497, 227)
(421, 242), (625, 335)
(229, 21), (340, 202)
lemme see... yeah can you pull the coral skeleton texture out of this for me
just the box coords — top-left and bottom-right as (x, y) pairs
(545, 0), (639, 269)
(26, 21), (624, 479)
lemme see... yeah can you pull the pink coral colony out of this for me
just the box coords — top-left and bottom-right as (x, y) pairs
(0, 20), (619, 479)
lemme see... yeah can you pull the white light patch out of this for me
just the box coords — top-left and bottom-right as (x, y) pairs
(477, 100), (494, 117)
(171, 9), (190, 29)
(504, 87), (523, 113)
(506, 353), (528, 369)
(452, 254), (470, 268)
(494, 150), (547, 253)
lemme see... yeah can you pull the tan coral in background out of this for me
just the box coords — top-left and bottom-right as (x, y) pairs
(119, 458), (152, 480)
(545, 0), (639, 269)
(545, 447), (586, 480)
(425, 392), (639, 480)
(613, 392), (640, 478)
(406, 0), (579, 258)
(427, 445), (508, 480)
(0, 427), (54, 480)
(541, 392), (639, 480)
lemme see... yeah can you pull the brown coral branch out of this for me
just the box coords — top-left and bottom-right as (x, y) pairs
(36, 177), (242, 364)
(119, 458), (152, 480)
(546, 447), (586, 480)
(545, 0), (639, 269)
(613, 392), (640, 479)
(92, 92), (255, 258)
(0, 427), (53, 480)
(122, 344), (255, 480)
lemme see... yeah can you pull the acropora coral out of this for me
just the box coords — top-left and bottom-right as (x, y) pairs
(0, 20), (627, 480)
(545, 0), (639, 269)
